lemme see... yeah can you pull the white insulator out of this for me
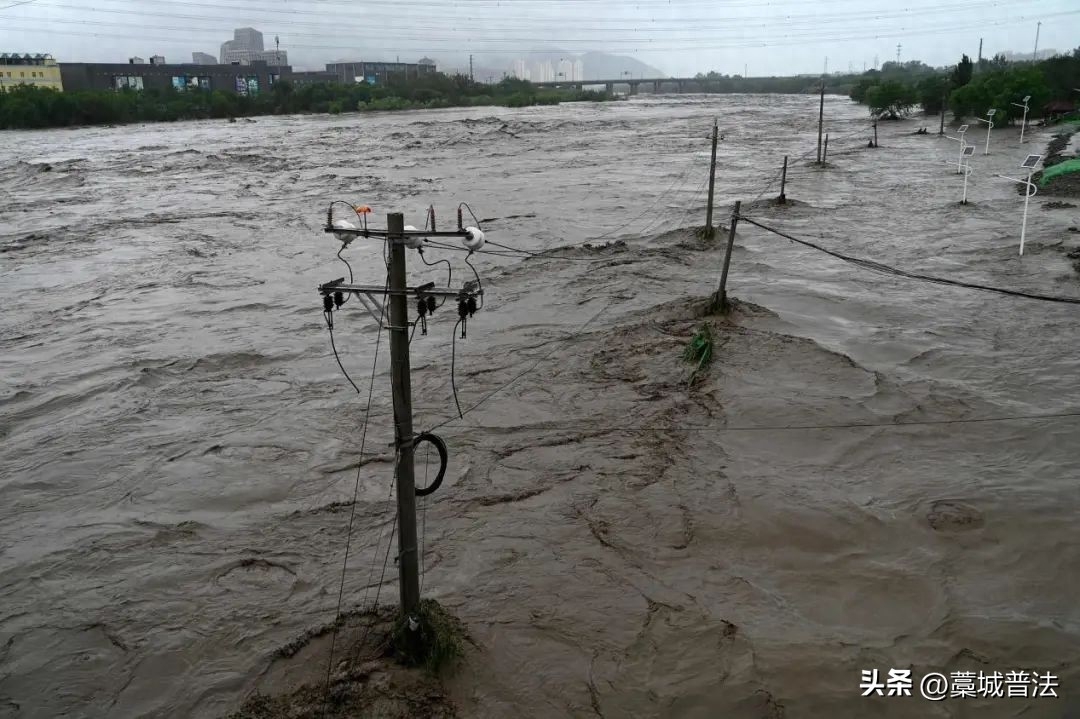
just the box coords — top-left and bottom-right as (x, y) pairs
(333, 219), (357, 244)
(403, 225), (425, 249)
(463, 227), (485, 251)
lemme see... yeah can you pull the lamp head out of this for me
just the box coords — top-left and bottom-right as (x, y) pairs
(332, 219), (357, 246)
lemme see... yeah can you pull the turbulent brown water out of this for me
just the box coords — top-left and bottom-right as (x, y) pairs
(2, 95), (1080, 718)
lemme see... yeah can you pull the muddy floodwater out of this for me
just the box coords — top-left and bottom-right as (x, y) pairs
(2, 95), (1080, 718)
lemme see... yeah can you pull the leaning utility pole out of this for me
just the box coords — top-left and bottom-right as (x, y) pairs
(816, 82), (826, 165)
(713, 201), (741, 311)
(386, 212), (421, 616)
(469, 54), (474, 82)
(704, 120), (719, 237)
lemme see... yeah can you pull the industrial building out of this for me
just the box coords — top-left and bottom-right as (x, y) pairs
(9, 35), (438, 97)
(282, 70), (339, 87)
(59, 59), (289, 95)
(325, 58), (437, 85)
(0, 52), (63, 92)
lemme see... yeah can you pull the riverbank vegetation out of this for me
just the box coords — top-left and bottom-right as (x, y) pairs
(0, 73), (612, 130)
(848, 48), (1080, 124)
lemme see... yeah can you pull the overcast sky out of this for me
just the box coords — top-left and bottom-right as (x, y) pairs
(0, 0), (1076, 76)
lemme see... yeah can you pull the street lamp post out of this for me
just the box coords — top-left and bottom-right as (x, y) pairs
(997, 154), (1043, 256)
(959, 145), (975, 204)
(975, 108), (996, 155)
(1010, 95), (1031, 144)
(947, 124), (969, 174)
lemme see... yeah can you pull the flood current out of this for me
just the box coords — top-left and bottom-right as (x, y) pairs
(2, 95), (1079, 718)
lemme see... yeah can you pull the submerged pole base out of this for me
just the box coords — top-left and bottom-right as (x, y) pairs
(708, 290), (730, 314)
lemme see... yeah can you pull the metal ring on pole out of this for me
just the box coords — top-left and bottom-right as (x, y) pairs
(412, 432), (448, 497)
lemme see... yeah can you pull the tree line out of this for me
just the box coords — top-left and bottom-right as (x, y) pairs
(0, 73), (611, 130)
(848, 49), (1080, 123)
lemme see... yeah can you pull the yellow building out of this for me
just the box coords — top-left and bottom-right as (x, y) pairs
(0, 53), (63, 92)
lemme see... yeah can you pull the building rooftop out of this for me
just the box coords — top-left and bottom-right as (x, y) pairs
(0, 52), (56, 65)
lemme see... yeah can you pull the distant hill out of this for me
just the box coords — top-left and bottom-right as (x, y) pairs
(578, 52), (665, 80)
(308, 50), (666, 84)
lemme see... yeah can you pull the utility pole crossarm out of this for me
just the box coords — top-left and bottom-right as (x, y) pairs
(318, 281), (473, 298)
(324, 228), (473, 239)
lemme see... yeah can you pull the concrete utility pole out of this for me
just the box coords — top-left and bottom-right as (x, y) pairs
(977, 38), (983, 66)
(704, 120), (719, 237)
(817, 82), (826, 164)
(386, 212), (421, 617)
(714, 201), (741, 311)
(318, 214), (484, 625)
(779, 155), (788, 204)
(469, 54), (474, 82)
(1033, 21), (1041, 61)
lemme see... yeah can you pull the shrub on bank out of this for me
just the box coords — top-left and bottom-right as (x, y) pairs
(0, 73), (617, 130)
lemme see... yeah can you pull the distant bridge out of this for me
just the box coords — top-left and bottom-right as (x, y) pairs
(531, 77), (700, 95)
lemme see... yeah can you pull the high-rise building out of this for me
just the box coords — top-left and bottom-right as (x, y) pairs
(557, 58), (573, 81)
(535, 60), (555, 82)
(573, 59), (584, 82)
(234, 28), (264, 53)
(192, 52), (217, 65)
(512, 59), (530, 81)
(220, 28), (287, 66)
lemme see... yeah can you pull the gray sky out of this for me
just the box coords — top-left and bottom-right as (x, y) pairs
(0, 0), (1076, 76)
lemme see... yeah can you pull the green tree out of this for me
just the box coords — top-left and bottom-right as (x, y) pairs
(866, 80), (918, 119)
(951, 66), (1051, 123)
(917, 76), (951, 115)
(951, 54), (974, 88)
(849, 77), (877, 103)
(1039, 48), (1080, 105)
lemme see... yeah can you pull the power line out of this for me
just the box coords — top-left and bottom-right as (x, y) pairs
(0, 0), (40, 10)
(5, 9), (1075, 53)
(746, 125), (872, 205)
(738, 216), (1080, 305)
(452, 411), (1080, 434)
(25, 0), (1040, 32)
(425, 303), (609, 433)
(322, 268), (390, 700)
